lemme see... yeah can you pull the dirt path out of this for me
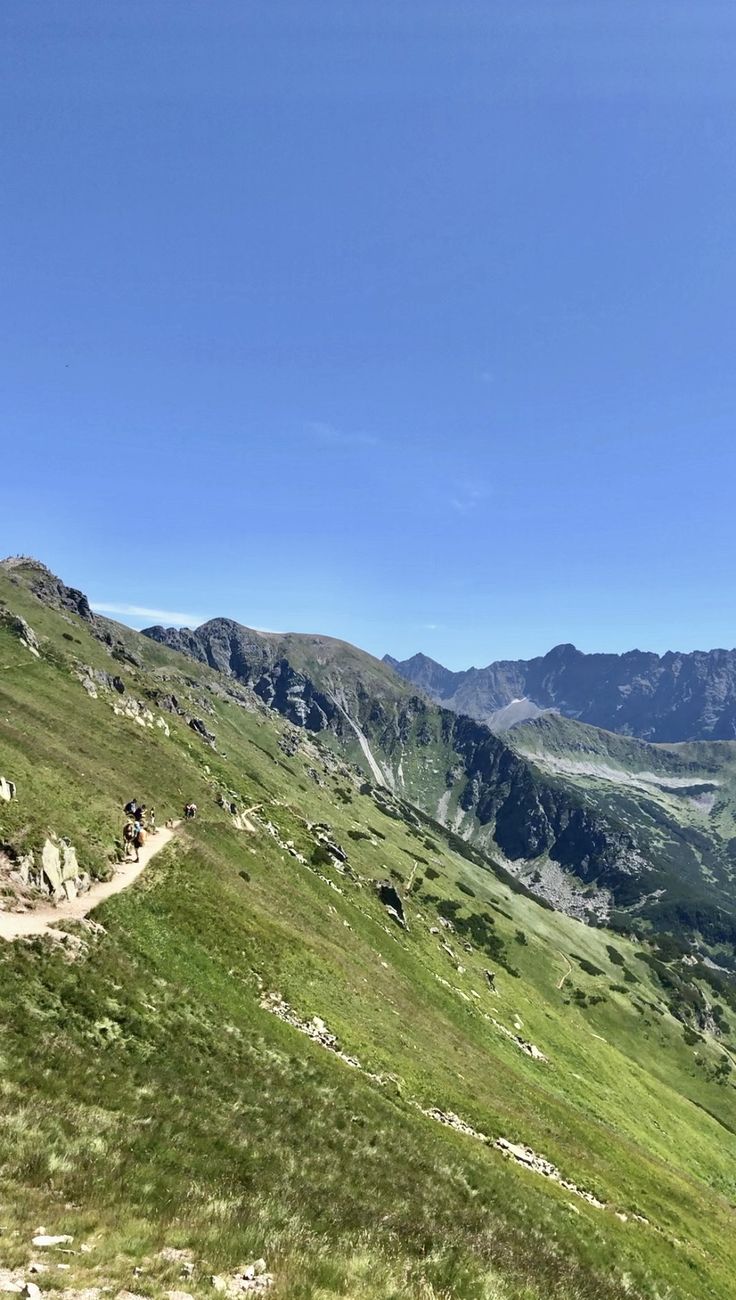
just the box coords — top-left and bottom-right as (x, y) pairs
(556, 951), (573, 990)
(0, 823), (180, 942)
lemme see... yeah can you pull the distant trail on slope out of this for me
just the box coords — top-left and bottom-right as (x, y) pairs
(557, 952), (573, 990)
(0, 823), (180, 942)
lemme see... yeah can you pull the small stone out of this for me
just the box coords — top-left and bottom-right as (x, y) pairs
(32, 1235), (72, 1248)
(21, 1285), (41, 1300)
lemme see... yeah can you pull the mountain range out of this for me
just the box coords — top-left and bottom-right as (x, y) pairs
(384, 644), (736, 741)
(2, 556), (736, 1300)
(143, 616), (736, 957)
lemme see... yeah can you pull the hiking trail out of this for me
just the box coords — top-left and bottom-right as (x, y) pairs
(0, 822), (180, 942)
(556, 951), (573, 990)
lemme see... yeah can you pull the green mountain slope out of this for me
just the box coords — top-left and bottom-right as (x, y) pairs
(1, 560), (736, 1300)
(144, 608), (736, 961)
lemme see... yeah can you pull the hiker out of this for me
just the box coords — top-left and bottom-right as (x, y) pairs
(185, 801), (197, 819)
(148, 806), (156, 831)
(124, 798), (139, 817)
(123, 821), (137, 859)
(133, 819), (147, 862)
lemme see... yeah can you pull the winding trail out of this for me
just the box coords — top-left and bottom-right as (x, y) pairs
(556, 951), (573, 990)
(0, 823), (180, 942)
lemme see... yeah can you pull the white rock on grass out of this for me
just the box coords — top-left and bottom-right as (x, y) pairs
(32, 1235), (73, 1248)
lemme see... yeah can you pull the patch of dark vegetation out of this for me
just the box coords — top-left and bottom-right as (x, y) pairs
(348, 829), (371, 842)
(573, 955), (604, 977)
(515, 930), (528, 945)
(425, 866), (440, 881)
(311, 844), (334, 868)
(635, 951), (712, 1029)
(606, 944), (625, 967)
(369, 825), (386, 840)
(457, 881), (476, 898)
(422, 894), (519, 977)
(572, 988), (607, 1008)
(239, 870), (251, 882)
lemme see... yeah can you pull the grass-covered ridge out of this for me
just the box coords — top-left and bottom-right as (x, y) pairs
(0, 561), (735, 1299)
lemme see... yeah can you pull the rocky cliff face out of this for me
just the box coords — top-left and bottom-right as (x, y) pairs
(386, 643), (736, 742)
(144, 620), (654, 917)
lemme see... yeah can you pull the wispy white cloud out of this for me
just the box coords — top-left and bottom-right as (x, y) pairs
(306, 420), (379, 449)
(449, 482), (489, 514)
(421, 622), (441, 631)
(91, 601), (205, 626)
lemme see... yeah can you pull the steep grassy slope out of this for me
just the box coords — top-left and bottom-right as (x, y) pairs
(144, 608), (736, 957)
(1, 565), (736, 1298)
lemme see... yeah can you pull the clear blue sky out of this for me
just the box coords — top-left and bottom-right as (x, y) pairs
(3, 3), (736, 667)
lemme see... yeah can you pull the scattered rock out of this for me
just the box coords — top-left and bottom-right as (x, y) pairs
(260, 991), (383, 1082)
(189, 718), (216, 748)
(1, 611), (41, 657)
(376, 881), (406, 928)
(211, 1261), (273, 1295)
(0, 776), (16, 802)
(420, 1106), (491, 1143)
(32, 1235), (73, 1248)
(483, 1013), (548, 1062)
(21, 1285), (41, 1300)
(157, 1247), (193, 1266)
(495, 1138), (605, 1208)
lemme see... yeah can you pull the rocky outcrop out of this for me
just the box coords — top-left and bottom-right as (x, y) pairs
(0, 776), (16, 802)
(2, 836), (91, 904)
(376, 881), (406, 928)
(1, 610), (41, 657)
(189, 717), (216, 747)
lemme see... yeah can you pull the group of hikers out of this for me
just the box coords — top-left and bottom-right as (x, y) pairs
(122, 797), (199, 863)
(122, 798), (155, 863)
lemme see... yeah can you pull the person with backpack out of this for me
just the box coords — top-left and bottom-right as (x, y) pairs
(133, 817), (147, 862)
(123, 820), (137, 859)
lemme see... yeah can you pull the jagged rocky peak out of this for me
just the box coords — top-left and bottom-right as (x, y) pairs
(389, 640), (736, 742)
(1, 554), (94, 621)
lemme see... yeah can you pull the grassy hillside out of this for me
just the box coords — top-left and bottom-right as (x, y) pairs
(1, 563), (736, 1299)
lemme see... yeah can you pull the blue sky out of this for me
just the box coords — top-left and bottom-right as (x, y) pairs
(3, 2), (736, 667)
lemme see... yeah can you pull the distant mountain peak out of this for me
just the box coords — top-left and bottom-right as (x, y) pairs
(389, 642), (736, 742)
